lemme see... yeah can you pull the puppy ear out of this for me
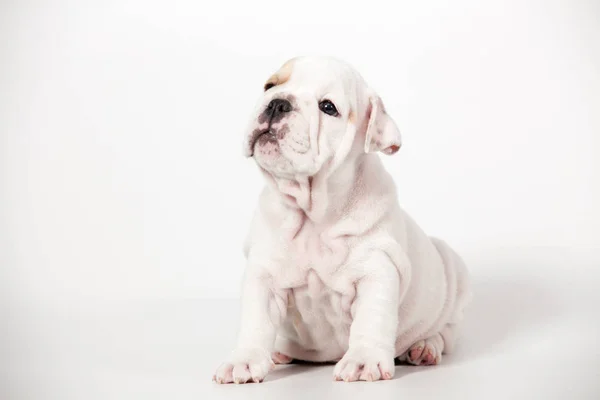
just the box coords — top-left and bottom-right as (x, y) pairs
(364, 93), (402, 155)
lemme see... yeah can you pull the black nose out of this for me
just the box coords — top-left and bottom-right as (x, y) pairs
(266, 98), (292, 122)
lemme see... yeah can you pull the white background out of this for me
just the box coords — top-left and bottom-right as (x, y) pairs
(1, 0), (600, 399)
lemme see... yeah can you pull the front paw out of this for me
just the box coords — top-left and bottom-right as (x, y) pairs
(213, 348), (274, 384)
(333, 347), (394, 382)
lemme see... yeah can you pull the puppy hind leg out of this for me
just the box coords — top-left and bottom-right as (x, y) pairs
(401, 333), (445, 366)
(399, 322), (461, 366)
(439, 322), (460, 355)
(271, 352), (293, 365)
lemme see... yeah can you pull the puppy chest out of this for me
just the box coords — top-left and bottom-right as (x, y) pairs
(284, 290), (351, 350)
(280, 271), (354, 351)
(284, 221), (348, 272)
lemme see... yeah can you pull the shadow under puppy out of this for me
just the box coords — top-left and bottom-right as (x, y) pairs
(214, 56), (472, 384)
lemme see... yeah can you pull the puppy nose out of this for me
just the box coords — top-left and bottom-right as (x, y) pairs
(266, 98), (292, 119)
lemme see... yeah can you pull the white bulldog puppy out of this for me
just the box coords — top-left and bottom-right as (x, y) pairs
(213, 56), (471, 384)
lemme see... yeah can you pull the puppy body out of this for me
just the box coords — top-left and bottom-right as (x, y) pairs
(214, 56), (471, 383)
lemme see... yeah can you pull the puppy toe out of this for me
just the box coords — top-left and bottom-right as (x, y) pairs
(406, 336), (443, 366)
(271, 351), (293, 365)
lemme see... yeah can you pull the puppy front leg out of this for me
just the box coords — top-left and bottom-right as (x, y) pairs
(213, 269), (284, 384)
(334, 252), (400, 382)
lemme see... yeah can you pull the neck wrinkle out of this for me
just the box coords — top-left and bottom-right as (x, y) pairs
(266, 154), (370, 225)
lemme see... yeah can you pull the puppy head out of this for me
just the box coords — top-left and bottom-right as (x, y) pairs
(244, 56), (401, 178)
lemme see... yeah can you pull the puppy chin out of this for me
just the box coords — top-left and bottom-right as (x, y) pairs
(251, 134), (317, 178)
(254, 134), (281, 158)
(253, 138), (287, 170)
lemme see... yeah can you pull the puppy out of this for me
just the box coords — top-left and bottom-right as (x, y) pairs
(213, 56), (471, 384)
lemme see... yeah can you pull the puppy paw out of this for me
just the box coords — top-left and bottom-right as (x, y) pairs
(405, 335), (443, 366)
(333, 347), (394, 382)
(271, 351), (293, 365)
(213, 348), (274, 384)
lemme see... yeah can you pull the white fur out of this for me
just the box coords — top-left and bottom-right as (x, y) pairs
(214, 56), (471, 384)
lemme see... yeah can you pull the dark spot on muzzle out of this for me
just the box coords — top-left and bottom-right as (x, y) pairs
(276, 124), (290, 140)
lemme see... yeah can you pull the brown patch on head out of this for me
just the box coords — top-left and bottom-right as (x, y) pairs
(264, 58), (296, 91)
(348, 111), (355, 124)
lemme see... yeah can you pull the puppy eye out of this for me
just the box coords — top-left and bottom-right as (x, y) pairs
(318, 100), (339, 117)
(264, 82), (275, 91)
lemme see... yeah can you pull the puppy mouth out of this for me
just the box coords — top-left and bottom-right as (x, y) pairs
(249, 129), (277, 154)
